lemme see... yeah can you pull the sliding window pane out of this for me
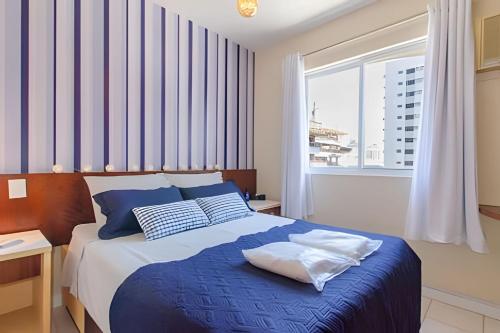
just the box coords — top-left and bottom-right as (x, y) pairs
(307, 67), (359, 168)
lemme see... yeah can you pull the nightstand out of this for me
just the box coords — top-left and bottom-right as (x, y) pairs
(0, 230), (52, 333)
(249, 200), (281, 216)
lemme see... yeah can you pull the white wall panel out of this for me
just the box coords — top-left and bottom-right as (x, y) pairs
(80, 0), (104, 171)
(144, 0), (161, 171)
(190, 24), (206, 169)
(164, 11), (178, 170)
(226, 41), (238, 169)
(247, 51), (254, 168)
(55, 0), (74, 172)
(0, 0), (21, 173)
(238, 47), (248, 169)
(206, 31), (218, 169)
(29, 0), (55, 172)
(216, 36), (227, 169)
(178, 17), (190, 170)
(127, 0), (142, 171)
(108, 0), (127, 171)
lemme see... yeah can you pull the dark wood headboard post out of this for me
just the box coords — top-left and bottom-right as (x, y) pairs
(0, 169), (256, 246)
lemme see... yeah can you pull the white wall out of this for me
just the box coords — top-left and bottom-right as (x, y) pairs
(255, 0), (500, 305)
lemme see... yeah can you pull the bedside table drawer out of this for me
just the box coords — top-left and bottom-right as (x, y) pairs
(259, 206), (281, 216)
(0, 255), (41, 284)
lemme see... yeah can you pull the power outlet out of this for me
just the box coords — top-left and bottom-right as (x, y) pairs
(8, 179), (27, 199)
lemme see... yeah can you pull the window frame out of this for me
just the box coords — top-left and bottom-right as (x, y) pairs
(305, 37), (426, 178)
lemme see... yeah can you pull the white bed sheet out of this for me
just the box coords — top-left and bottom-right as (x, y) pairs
(61, 213), (295, 333)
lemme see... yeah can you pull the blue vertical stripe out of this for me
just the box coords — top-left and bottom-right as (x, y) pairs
(224, 39), (228, 169)
(160, 8), (166, 167)
(187, 21), (193, 168)
(103, 0), (110, 166)
(74, 0), (81, 171)
(252, 52), (255, 167)
(125, 0), (129, 170)
(20, 0), (29, 173)
(140, 0), (145, 170)
(53, 0), (57, 165)
(236, 45), (240, 169)
(245, 50), (250, 169)
(176, 15), (180, 169)
(203, 28), (208, 168)
(215, 35), (219, 164)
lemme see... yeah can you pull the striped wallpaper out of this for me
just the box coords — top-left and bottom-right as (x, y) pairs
(0, 0), (255, 174)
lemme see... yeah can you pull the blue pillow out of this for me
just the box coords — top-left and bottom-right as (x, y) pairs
(133, 200), (210, 241)
(94, 187), (183, 240)
(179, 181), (253, 210)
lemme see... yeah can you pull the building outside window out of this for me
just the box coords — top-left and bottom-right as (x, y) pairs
(306, 38), (425, 174)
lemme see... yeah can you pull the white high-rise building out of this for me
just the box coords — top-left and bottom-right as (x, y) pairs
(384, 56), (425, 169)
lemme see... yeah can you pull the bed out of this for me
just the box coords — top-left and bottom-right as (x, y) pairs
(62, 212), (421, 333)
(0, 170), (420, 332)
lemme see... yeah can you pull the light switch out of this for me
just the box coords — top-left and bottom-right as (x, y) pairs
(8, 179), (27, 199)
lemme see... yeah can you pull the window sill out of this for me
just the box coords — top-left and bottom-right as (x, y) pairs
(309, 167), (413, 178)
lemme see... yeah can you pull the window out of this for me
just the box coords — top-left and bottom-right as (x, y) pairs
(406, 90), (422, 97)
(307, 67), (359, 167)
(306, 38), (425, 174)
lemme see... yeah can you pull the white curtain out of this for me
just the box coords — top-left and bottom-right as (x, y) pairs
(281, 53), (314, 219)
(406, 0), (487, 253)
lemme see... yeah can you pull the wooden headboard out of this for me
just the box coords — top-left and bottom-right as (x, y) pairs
(0, 169), (256, 246)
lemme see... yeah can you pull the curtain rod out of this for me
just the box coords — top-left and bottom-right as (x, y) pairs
(302, 11), (428, 57)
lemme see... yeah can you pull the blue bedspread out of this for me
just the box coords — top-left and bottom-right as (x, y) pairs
(110, 220), (421, 333)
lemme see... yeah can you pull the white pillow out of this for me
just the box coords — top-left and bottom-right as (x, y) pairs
(242, 242), (357, 292)
(84, 174), (171, 226)
(160, 172), (223, 188)
(289, 230), (383, 262)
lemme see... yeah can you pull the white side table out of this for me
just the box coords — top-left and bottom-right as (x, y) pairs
(249, 200), (281, 216)
(0, 230), (52, 333)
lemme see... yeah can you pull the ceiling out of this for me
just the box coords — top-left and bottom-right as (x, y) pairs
(155, 0), (376, 50)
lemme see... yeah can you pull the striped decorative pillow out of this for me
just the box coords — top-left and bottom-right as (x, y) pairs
(195, 192), (251, 225)
(133, 200), (210, 241)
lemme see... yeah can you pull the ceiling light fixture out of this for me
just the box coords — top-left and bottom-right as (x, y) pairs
(237, 0), (258, 18)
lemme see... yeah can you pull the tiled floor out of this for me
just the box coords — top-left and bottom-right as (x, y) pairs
(420, 297), (500, 333)
(52, 298), (500, 333)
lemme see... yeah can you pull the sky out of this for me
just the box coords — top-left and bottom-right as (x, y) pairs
(307, 62), (385, 148)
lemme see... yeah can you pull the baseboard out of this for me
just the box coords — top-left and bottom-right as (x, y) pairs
(422, 286), (500, 320)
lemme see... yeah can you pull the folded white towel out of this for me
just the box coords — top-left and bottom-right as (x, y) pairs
(242, 242), (357, 292)
(289, 230), (383, 262)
